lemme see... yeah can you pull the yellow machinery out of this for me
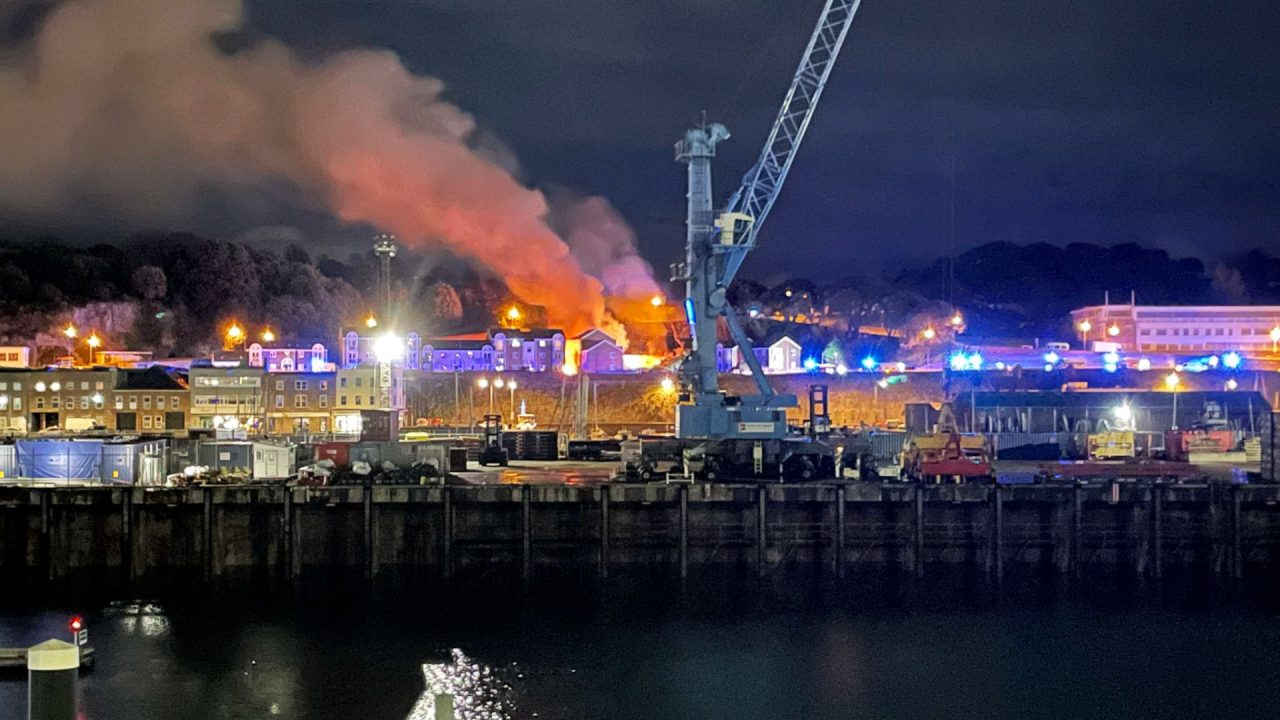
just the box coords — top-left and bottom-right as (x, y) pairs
(1087, 431), (1135, 460)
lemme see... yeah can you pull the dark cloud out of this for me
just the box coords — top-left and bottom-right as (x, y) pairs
(9, 0), (1280, 280)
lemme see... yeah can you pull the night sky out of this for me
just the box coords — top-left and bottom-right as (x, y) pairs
(11, 0), (1280, 282)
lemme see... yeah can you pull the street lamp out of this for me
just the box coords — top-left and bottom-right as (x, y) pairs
(477, 377), (495, 414)
(1077, 319), (1092, 348)
(1165, 372), (1181, 430)
(1107, 324), (1120, 338)
(86, 333), (101, 365)
(225, 323), (244, 350)
(365, 314), (378, 329)
(660, 377), (675, 394)
(650, 295), (664, 308)
(507, 380), (517, 418)
(950, 312), (964, 328)
(1271, 325), (1280, 353)
(922, 326), (936, 340)
(261, 328), (276, 343)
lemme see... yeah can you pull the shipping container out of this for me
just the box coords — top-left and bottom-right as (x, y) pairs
(17, 439), (104, 483)
(198, 442), (253, 474)
(360, 409), (399, 442)
(0, 443), (16, 481)
(100, 439), (169, 485)
(314, 442), (351, 467)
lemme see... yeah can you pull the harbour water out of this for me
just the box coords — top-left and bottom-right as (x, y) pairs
(2, 572), (1279, 720)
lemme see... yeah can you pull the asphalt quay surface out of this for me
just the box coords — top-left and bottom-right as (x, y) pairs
(451, 459), (619, 486)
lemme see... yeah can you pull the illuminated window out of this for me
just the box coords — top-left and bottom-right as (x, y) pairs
(319, 395), (328, 408)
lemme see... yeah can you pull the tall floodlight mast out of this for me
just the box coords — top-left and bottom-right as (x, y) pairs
(673, 0), (863, 440)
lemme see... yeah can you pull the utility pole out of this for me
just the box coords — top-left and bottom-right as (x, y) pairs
(373, 234), (397, 323)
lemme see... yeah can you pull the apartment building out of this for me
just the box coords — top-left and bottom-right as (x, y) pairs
(189, 362), (264, 431)
(264, 371), (336, 434)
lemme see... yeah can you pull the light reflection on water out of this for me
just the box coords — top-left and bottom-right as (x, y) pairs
(406, 649), (514, 720)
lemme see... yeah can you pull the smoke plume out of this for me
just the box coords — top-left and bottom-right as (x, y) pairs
(0, 0), (658, 339)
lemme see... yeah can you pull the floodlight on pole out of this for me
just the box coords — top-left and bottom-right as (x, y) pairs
(372, 333), (403, 364)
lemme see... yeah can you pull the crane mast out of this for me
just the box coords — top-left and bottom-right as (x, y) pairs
(674, 0), (863, 440)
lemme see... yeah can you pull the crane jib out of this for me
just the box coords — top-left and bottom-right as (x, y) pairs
(715, 0), (862, 289)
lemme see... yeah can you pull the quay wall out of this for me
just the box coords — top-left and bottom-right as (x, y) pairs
(2, 483), (1279, 585)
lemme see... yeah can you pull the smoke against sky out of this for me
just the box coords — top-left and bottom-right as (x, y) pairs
(0, 0), (657, 338)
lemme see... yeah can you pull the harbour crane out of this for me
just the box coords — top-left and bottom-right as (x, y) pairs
(660, 0), (862, 479)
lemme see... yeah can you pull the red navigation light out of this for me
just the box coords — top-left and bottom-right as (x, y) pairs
(68, 616), (83, 633)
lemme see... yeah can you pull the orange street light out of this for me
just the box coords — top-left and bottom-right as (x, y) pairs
(506, 306), (522, 322)
(261, 328), (276, 343)
(1107, 324), (1121, 337)
(950, 312), (964, 327)
(922, 326), (937, 340)
(63, 325), (77, 340)
(650, 295), (664, 308)
(365, 314), (378, 329)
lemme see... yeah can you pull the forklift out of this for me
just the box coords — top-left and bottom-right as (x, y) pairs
(477, 413), (509, 467)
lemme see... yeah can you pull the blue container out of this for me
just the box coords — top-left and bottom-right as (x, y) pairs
(17, 439), (104, 482)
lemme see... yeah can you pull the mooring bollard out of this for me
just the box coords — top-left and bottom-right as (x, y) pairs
(27, 639), (79, 720)
(434, 693), (455, 720)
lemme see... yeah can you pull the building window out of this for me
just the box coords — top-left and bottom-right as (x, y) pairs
(143, 397), (152, 409)
(320, 381), (329, 391)
(295, 396), (308, 408)
(80, 397), (89, 410)
(51, 397), (59, 409)
(355, 396), (362, 406)
(170, 397), (179, 410)
(35, 397), (43, 410)
(339, 395), (347, 405)
(339, 377), (348, 388)
(275, 395), (284, 408)
(115, 397), (123, 410)
(129, 397), (137, 410)
(143, 415), (152, 429)
(355, 377), (363, 387)
(275, 380), (284, 391)
(294, 381), (308, 391)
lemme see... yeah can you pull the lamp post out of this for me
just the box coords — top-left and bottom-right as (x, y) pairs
(1165, 372), (1181, 430)
(507, 380), (517, 420)
(62, 325), (77, 362)
(86, 333), (101, 366)
(1078, 320), (1092, 348)
(477, 377), (494, 415)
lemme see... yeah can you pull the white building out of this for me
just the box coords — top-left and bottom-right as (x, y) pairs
(1070, 303), (1280, 356)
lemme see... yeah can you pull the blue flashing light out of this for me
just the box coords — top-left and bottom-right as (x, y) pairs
(1102, 350), (1120, 366)
(1103, 362), (1118, 373)
(949, 353), (969, 371)
(803, 357), (818, 371)
(1043, 351), (1060, 365)
(683, 298), (696, 327)
(1223, 351), (1242, 370)
(967, 352), (984, 370)
(860, 356), (877, 371)
(1043, 363), (1054, 372)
